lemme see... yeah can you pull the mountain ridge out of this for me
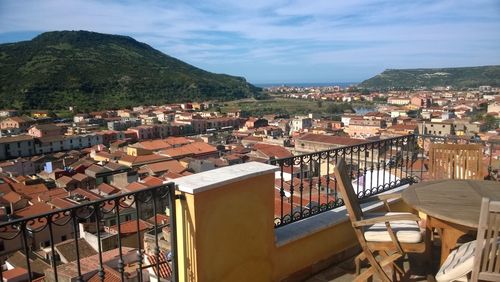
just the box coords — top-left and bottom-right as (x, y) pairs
(0, 30), (260, 110)
(359, 65), (500, 89)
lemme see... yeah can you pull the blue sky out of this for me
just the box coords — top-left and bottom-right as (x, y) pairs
(0, 0), (499, 84)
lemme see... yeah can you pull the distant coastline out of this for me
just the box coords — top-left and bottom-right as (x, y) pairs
(255, 82), (359, 88)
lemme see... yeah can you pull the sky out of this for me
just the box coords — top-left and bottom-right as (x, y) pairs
(0, 0), (499, 84)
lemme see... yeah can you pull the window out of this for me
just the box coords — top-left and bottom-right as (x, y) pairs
(40, 241), (50, 248)
(110, 219), (116, 226)
(125, 215), (132, 221)
(0, 241), (4, 251)
(61, 235), (67, 241)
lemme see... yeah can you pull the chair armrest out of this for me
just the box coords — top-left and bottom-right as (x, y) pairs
(359, 193), (402, 212)
(376, 193), (402, 201)
(352, 213), (421, 227)
(359, 193), (401, 203)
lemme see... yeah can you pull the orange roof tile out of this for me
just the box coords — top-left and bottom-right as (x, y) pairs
(134, 139), (172, 151)
(72, 173), (90, 181)
(253, 143), (293, 159)
(125, 182), (148, 191)
(11, 183), (49, 199)
(160, 142), (217, 158)
(142, 176), (164, 187)
(96, 183), (120, 195)
(141, 160), (186, 174)
(107, 219), (152, 235)
(120, 154), (171, 166)
(37, 188), (68, 202)
(1, 191), (23, 203)
(2, 267), (28, 280)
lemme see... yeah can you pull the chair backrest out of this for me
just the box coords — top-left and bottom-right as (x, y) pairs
(334, 158), (363, 223)
(428, 143), (484, 180)
(471, 198), (500, 282)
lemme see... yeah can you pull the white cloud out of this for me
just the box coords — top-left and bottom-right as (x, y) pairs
(0, 0), (499, 82)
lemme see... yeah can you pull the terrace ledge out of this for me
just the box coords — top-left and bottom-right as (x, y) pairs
(171, 161), (278, 194)
(275, 184), (410, 247)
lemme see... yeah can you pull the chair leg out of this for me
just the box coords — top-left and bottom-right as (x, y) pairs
(358, 250), (398, 282)
(355, 252), (366, 275)
(383, 250), (404, 280)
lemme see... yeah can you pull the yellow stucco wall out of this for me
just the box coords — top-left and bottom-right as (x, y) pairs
(175, 169), (415, 282)
(176, 173), (276, 282)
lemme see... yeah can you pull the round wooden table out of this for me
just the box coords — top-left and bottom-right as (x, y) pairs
(401, 179), (500, 265)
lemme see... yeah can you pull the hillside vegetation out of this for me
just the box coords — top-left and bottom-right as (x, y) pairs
(0, 31), (260, 110)
(359, 66), (500, 89)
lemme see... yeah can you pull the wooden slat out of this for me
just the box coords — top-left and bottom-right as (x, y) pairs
(428, 143), (484, 180)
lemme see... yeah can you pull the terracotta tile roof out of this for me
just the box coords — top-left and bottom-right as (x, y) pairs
(160, 142), (217, 158)
(87, 164), (110, 173)
(125, 182), (148, 191)
(146, 252), (172, 279)
(87, 265), (121, 282)
(103, 162), (128, 171)
(14, 202), (54, 227)
(142, 176), (164, 187)
(49, 197), (77, 209)
(242, 136), (263, 142)
(107, 219), (152, 235)
(253, 143), (293, 159)
(147, 213), (170, 225)
(164, 136), (194, 146)
(140, 160), (186, 174)
(72, 173), (90, 181)
(53, 247), (134, 279)
(134, 139), (172, 151)
(55, 238), (97, 262)
(36, 188), (68, 204)
(120, 154), (171, 166)
(163, 171), (184, 179)
(1, 191), (23, 203)
(6, 251), (50, 277)
(96, 183), (120, 195)
(11, 183), (49, 199)
(2, 267), (28, 280)
(298, 133), (365, 146)
(56, 175), (77, 185)
(0, 182), (13, 194)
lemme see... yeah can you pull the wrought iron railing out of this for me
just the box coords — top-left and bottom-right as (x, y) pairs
(0, 183), (178, 282)
(271, 133), (499, 228)
(270, 135), (418, 228)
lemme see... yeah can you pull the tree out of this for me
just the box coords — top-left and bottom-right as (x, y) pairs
(484, 114), (499, 131)
(317, 100), (323, 108)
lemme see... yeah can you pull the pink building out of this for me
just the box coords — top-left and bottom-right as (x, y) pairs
(27, 124), (63, 138)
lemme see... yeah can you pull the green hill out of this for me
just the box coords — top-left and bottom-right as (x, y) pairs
(359, 66), (500, 90)
(0, 30), (260, 110)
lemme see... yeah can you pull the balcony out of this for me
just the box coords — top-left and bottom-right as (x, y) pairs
(0, 134), (498, 281)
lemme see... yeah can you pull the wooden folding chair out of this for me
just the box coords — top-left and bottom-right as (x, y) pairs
(428, 143), (484, 180)
(334, 158), (426, 281)
(435, 198), (500, 281)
